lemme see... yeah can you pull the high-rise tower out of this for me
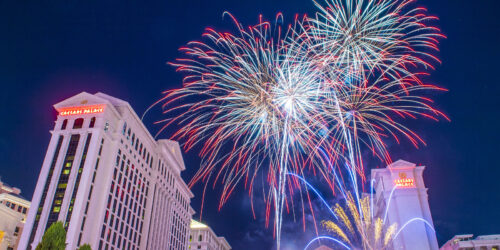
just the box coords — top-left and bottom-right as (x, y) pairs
(372, 160), (439, 250)
(18, 92), (194, 250)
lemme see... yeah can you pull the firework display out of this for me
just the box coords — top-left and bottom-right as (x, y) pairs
(158, 0), (445, 248)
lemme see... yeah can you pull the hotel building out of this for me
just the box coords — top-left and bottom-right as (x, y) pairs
(0, 181), (30, 250)
(0, 181), (22, 195)
(441, 234), (500, 250)
(18, 92), (195, 250)
(189, 220), (231, 250)
(372, 160), (439, 250)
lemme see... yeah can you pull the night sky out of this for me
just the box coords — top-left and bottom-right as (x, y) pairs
(0, 0), (499, 249)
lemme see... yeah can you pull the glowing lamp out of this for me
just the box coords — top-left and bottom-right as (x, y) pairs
(59, 105), (105, 116)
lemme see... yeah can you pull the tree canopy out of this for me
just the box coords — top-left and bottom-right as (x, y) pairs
(78, 243), (92, 250)
(35, 222), (66, 250)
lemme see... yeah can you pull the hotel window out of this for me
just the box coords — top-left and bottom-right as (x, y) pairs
(89, 117), (96, 128)
(61, 119), (68, 130)
(46, 134), (80, 230)
(65, 133), (92, 229)
(73, 118), (84, 129)
(77, 233), (82, 246)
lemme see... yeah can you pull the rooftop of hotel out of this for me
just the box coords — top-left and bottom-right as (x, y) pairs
(0, 179), (22, 195)
(190, 219), (209, 229)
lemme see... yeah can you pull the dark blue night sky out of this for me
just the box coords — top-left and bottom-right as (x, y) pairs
(0, 0), (499, 249)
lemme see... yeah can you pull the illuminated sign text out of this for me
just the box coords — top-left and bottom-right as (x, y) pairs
(59, 105), (105, 116)
(394, 178), (415, 188)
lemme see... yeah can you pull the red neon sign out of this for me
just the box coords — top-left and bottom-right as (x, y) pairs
(394, 178), (415, 188)
(59, 105), (105, 116)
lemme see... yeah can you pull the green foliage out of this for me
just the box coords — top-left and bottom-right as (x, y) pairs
(78, 243), (92, 250)
(35, 221), (66, 250)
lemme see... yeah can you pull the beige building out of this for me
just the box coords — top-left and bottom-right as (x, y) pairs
(189, 220), (230, 250)
(0, 181), (30, 250)
(441, 234), (500, 250)
(0, 181), (21, 195)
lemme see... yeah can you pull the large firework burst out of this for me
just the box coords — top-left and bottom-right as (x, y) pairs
(158, 14), (330, 247)
(306, 0), (444, 82)
(299, 0), (447, 186)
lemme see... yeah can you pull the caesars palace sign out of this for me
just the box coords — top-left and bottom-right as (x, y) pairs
(59, 105), (105, 116)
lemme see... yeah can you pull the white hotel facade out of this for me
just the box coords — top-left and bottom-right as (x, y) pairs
(18, 92), (195, 250)
(372, 160), (439, 250)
